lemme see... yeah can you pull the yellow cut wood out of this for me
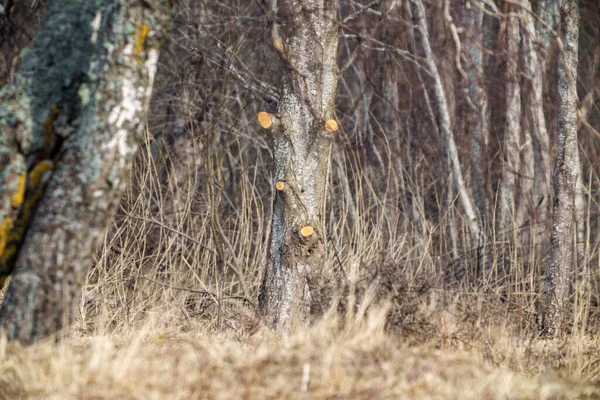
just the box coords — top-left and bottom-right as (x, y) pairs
(299, 225), (314, 238)
(325, 119), (338, 132)
(276, 181), (285, 191)
(258, 112), (273, 129)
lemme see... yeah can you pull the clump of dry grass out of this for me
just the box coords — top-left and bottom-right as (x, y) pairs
(1, 301), (599, 400)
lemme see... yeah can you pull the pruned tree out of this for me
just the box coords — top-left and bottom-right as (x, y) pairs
(0, 0), (172, 343)
(258, 0), (339, 332)
(541, 0), (580, 336)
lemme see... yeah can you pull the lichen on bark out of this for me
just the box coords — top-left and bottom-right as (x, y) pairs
(0, 0), (172, 343)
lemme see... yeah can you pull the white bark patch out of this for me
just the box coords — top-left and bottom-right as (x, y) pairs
(145, 49), (159, 97)
(90, 12), (102, 44)
(104, 128), (137, 159)
(107, 50), (142, 128)
(104, 40), (160, 172)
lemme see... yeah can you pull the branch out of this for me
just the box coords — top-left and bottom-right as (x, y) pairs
(337, 22), (433, 78)
(139, 275), (254, 306)
(121, 208), (252, 303)
(343, 0), (383, 23)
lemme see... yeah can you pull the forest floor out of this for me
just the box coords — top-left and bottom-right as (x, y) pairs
(1, 292), (600, 400)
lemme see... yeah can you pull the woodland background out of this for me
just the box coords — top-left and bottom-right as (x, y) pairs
(1, 0), (600, 398)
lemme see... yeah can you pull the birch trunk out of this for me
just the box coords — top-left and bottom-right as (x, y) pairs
(541, 0), (580, 336)
(410, 0), (481, 242)
(259, 0), (338, 332)
(0, 0), (171, 343)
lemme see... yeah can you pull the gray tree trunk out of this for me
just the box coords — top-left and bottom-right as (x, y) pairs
(0, 0), (171, 343)
(541, 0), (580, 336)
(259, 0), (339, 332)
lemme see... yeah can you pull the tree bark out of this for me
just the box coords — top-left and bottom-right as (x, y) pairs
(0, 0), (171, 343)
(541, 0), (580, 337)
(259, 0), (338, 332)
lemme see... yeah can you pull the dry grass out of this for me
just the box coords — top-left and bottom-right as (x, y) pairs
(1, 301), (600, 399)
(1, 109), (600, 399)
(1, 118), (600, 398)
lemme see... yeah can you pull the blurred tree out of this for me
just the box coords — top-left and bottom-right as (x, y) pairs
(0, 0), (46, 86)
(0, 0), (172, 343)
(409, 0), (482, 242)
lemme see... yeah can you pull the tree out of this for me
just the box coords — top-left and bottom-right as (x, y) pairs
(462, 0), (490, 221)
(541, 0), (580, 336)
(0, 0), (172, 343)
(521, 0), (551, 226)
(409, 0), (481, 242)
(258, 0), (339, 332)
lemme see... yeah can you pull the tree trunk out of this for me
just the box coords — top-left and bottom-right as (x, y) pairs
(502, 7), (521, 226)
(463, 3), (490, 221)
(259, 0), (338, 332)
(522, 0), (551, 225)
(0, 0), (171, 344)
(410, 0), (481, 242)
(541, 0), (580, 336)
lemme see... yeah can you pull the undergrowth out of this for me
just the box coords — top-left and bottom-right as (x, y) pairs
(1, 126), (599, 399)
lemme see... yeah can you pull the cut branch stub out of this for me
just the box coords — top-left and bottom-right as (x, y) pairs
(324, 119), (338, 133)
(298, 225), (314, 238)
(258, 112), (273, 129)
(276, 181), (285, 191)
(274, 40), (282, 50)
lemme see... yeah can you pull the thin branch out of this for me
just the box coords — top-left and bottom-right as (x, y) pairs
(337, 22), (433, 78)
(121, 208), (251, 303)
(139, 276), (254, 306)
(343, 0), (383, 23)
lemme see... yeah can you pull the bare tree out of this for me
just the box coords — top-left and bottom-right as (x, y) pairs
(0, 0), (172, 343)
(258, 0), (339, 332)
(541, 0), (580, 336)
